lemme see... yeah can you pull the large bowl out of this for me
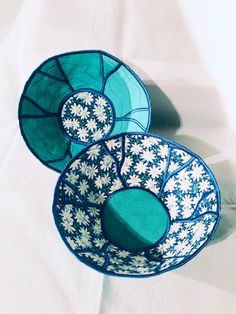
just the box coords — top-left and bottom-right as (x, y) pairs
(53, 133), (220, 277)
(18, 51), (151, 172)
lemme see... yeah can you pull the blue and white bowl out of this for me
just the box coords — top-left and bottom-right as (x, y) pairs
(53, 133), (221, 277)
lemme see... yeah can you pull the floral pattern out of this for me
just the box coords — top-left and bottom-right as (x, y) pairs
(60, 91), (113, 143)
(53, 133), (220, 277)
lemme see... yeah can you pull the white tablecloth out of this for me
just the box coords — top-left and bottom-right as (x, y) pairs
(1, 1), (236, 313)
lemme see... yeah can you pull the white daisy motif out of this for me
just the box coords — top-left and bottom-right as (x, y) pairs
(80, 107), (89, 119)
(179, 178), (192, 193)
(78, 179), (89, 195)
(63, 184), (74, 196)
(79, 161), (88, 174)
(182, 207), (194, 218)
(106, 139), (121, 150)
(130, 143), (142, 154)
(75, 209), (90, 226)
(127, 174), (141, 186)
(79, 227), (91, 238)
(117, 250), (130, 258)
(95, 96), (107, 106)
(65, 172), (79, 184)
(102, 174), (111, 185)
(87, 191), (97, 203)
(165, 237), (176, 247)
(142, 137), (155, 148)
(72, 119), (80, 130)
(90, 254), (105, 266)
(88, 207), (100, 217)
(100, 155), (113, 171)
(63, 119), (73, 129)
(61, 220), (75, 233)
(178, 229), (188, 240)
(181, 195), (193, 209)
(75, 235), (91, 249)
(157, 243), (169, 254)
(175, 240), (190, 254)
(60, 205), (73, 221)
(180, 242), (192, 255)
(158, 159), (167, 172)
(130, 256), (147, 268)
(164, 177), (176, 192)
(66, 236), (77, 250)
(86, 119), (97, 131)
(207, 192), (216, 202)
(70, 103), (81, 116)
(158, 145), (169, 158)
(121, 156), (133, 175)
(77, 127), (88, 141)
(95, 192), (106, 204)
(141, 150), (155, 162)
(95, 176), (103, 189)
(93, 105), (105, 116)
(177, 169), (190, 181)
(179, 151), (191, 163)
(70, 159), (81, 171)
(110, 178), (122, 193)
(168, 161), (179, 173)
(192, 222), (206, 242)
(82, 92), (94, 105)
(199, 180), (211, 193)
(135, 161), (147, 174)
(199, 206), (208, 215)
(149, 165), (160, 178)
(212, 204), (217, 212)
(103, 124), (111, 134)
(92, 130), (103, 141)
(171, 223), (181, 233)
(166, 194), (178, 208)
(169, 204), (179, 220)
(97, 113), (107, 123)
(207, 221), (215, 233)
(87, 146), (100, 160)
(86, 165), (98, 179)
(94, 238), (106, 249)
(191, 164), (205, 181)
(93, 218), (102, 235)
(145, 178), (158, 194)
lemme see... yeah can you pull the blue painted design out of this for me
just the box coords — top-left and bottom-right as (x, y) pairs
(60, 89), (114, 144)
(52, 132), (221, 278)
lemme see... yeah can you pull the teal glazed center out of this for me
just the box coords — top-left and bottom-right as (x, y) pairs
(60, 90), (114, 143)
(102, 188), (170, 251)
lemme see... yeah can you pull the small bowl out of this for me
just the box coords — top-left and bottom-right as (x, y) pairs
(18, 51), (151, 172)
(53, 133), (220, 277)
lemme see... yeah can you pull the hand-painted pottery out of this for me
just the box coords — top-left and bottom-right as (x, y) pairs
(53, 133), (220, 277)
(18, 51), (151, 172)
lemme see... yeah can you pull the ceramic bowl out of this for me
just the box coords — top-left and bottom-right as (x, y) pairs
(18, 51), (151, 172)
(53, 133), (220, 277)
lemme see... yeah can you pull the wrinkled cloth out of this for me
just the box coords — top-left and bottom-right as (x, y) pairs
(0, 1), (236, 314)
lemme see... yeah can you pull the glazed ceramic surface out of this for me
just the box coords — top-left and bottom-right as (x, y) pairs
(18, 51), (151, 172)
(53, 133), (220, 277)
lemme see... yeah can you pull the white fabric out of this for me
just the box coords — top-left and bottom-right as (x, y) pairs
(1, 0), (236, 313)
